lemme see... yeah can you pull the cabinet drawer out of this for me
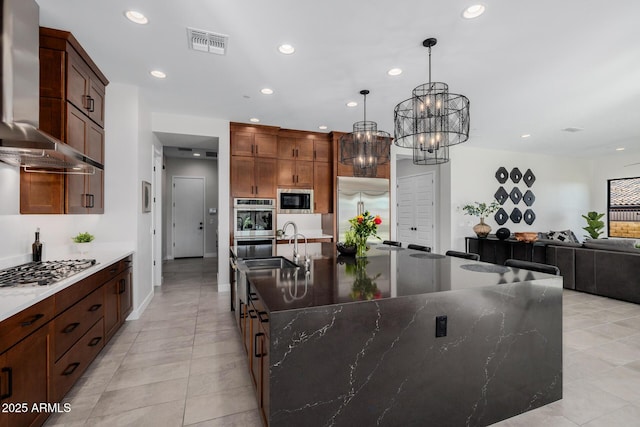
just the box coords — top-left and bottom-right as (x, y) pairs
(53, 318), (104, 402)
(0, 297), (53, 354)
(55, 259), (129, 315)
(54, 286), (104, 361)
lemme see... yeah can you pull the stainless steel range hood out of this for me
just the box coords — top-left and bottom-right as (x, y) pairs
(0, 0), (103, 173)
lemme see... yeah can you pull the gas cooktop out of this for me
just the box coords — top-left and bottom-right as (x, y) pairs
(0, 259), (97, 288)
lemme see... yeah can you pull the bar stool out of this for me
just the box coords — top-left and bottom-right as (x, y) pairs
(504, 259), (560, 275)
(445, 250), (480, 261)
(407, 244), (431, 252)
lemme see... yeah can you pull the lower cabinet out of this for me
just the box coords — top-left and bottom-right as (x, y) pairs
(247, 285), (270, 425)
(0, 324), (51, 427)
(0, 255), (133, 427)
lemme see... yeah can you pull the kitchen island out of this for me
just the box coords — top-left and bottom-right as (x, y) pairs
(236, 242), (562, 427)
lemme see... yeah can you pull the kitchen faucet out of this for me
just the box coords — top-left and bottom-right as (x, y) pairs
(288, 233), (310, 267)
(282, 221), (299, 259)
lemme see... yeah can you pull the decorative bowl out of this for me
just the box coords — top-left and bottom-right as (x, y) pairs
(514, 232), (538, 243)
(336, 242), (356, 256)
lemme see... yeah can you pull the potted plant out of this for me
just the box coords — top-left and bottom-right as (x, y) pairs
(337, 230), (357, 256)
(462, 201), (500, 238)
(72, 231), (95, 255)
(582, 211), (605, 239)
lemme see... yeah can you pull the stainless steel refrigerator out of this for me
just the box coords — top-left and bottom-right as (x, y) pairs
(337, 177), (390, 242)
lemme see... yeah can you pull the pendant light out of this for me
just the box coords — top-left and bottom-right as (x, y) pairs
(393, 38), (470, 165)
(339, 90), (392, 177)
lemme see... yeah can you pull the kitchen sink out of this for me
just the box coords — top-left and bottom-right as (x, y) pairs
(242, 257), (299, 270)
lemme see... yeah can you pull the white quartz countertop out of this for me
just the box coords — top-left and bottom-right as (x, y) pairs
(0, 246), (134, 322)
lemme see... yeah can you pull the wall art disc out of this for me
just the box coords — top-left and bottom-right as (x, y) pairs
(510, 207), (523, 223)
(523, 169), (536, 187)
(510, 167), (522, 183)
(495, 208), (509, 225)
(494, 186), (509, 205)
(523, 190), (536, 206)
(495, 167), (509, 184)
(509, 187), (523, 204)
(524, 209), (536, 225)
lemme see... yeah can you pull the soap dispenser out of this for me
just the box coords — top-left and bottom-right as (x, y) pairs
(32, 228), (43, 262)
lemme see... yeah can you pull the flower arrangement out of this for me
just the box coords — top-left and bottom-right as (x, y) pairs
(348, 211), (382, 257)
(461, 201), (500, 219)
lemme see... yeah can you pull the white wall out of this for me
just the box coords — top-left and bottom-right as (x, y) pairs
(163, 157), (219, 257)
(151, 113), (230, 285)
(447, 146), (592, 250)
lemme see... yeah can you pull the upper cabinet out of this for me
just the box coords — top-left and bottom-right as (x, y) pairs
(231, 131), (278, 158)
(20, 27), (109, 214)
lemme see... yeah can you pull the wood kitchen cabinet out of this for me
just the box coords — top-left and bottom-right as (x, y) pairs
(247, 284), (270, 425)
(313, 163), (332, 213)
(277, 137), (314, 161)
(277, 159), (313, 188)
(231, 132), (278, 158)
(0, 325), (51, 427)
(231, 157), (277, 198)
(103, 259), (133, 343)
(20, 27), (108, 214)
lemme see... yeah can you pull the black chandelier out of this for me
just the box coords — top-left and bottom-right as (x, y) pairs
(393, 38), (470, 165)
(339, 90), (391, 177)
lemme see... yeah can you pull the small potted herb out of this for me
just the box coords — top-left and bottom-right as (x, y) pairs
(337, 230), (357, 256)
(72, 232), (95, 254)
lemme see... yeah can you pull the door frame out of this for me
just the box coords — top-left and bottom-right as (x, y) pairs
(171, 175), (206, 259)
(152, 146), (163, 286)
(396, 171), (436, 251)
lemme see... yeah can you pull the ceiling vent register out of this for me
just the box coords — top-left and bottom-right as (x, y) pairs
(187, 28), (229, 55)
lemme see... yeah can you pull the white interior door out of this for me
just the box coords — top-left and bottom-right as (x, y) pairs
(173, 176), (205, 258)
(152, 147), (162, 285)
(396, 172), (435, 249)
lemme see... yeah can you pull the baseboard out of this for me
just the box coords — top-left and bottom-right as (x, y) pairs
(205, 252), (218, 258)
(126, 287), (154, 320)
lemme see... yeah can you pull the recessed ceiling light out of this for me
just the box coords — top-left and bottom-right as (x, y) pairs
(616, 147), (625, 151)
(278, 44), (295, 55)
(193, 152), (201, 157)
(150, 70), (166, 79)
(387, 68), (403, 76)
(249, 118), (260, 123)
(521, 134), (531, 138)
(125, 10), (148, 25)
(260, 88), (274, 95)
(346, 101), (358, 107)
(462, 4), (486, 19)
(318, 125), (328, 130)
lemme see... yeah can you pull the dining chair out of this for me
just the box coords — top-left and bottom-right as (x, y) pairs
(504, 259), (560, 275)
(407, 244), (431, 252)
(445, 250), (480, 261)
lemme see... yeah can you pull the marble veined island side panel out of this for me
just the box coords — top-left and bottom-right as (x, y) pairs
(268, 281), (562, 427)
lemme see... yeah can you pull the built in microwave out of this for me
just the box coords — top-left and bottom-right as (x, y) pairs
(278, 189), (313, 214)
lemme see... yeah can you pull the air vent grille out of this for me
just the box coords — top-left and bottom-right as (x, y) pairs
(178, 147), (193, 152)
(187, 28), (229, 55)
(206, 151), (217, 158)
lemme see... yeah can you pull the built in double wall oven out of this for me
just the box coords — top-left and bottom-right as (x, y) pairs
(233, 198), (276, 258)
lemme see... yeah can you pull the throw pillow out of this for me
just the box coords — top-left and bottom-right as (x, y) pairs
(547, 230), (574, 243)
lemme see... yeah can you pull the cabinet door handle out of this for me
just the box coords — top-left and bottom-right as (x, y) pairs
(255, 145), (258, 155)
(239, 301), (244, 319)
(251, 145), (254, 154)
(118, 279), (126, 294)
(254, 332), (265, 358)
(83, 95), (91, 110)
(62, 362), (80, 376)
(20, 313), (44, 327)
(109, 268), (118, 274)
(257, 311), (269, 323)
(255, 186), (258, 194)
(88, 337), (102, 347)
(296, 148), (299, 157)
(1, 367), (12, 399)
(249, 292), (258, 301)
(248, 309), (257, 319)
(292, 175), (295, 183)
(292, 148), (295, 157)
(88, 194), (95, 208)
(88, 97), (95, 112)
(314, 150), (316, 160)
(88, 304), (102, 312)
(62, 322), (80, 334)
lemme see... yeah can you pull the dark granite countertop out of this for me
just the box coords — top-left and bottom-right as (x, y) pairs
(241, 242), (562, 313)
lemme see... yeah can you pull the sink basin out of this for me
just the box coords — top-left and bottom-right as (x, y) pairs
(243, 257), (299, 270)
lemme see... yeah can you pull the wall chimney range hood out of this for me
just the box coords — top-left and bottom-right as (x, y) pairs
(0, 0), (103, 173)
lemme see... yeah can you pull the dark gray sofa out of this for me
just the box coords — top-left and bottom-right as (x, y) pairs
(545, 239), (640, 304)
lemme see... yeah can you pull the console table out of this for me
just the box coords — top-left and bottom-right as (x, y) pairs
(466, 236), (546, 265)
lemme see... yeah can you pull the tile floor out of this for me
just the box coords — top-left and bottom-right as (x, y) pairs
(44, 258), (640, 426)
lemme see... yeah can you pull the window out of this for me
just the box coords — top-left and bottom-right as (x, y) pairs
(608, 176), (640, 238)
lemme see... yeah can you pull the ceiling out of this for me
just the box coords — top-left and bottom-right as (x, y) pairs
(36, 0), (640, 158)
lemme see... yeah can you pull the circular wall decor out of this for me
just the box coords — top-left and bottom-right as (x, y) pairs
(495, 167), (509, 184)
(509, 187), (523, 204)
(510, 167), (522, 183)
(510, 207), (523, 223)
(523, 169), (536, 187)
(523, 209), (536, 225)
(523, 190), (535, 206)
(496, 227), (511, 240)
(494, 208), (509, 225)
(494, 186), (509, 205)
